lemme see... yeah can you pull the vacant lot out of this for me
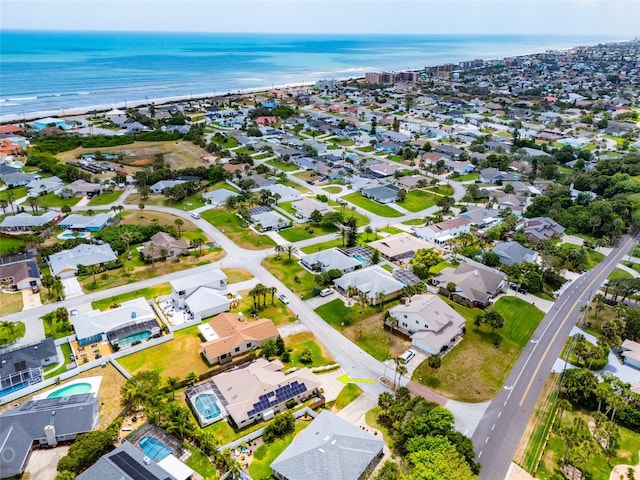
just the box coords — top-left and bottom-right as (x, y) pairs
(0, 291), (23, 315)
(88, 190), (123, 206)
(263, 256), (318, 299)
(342, 193), (402, 218)
(283, 331), (334, 368)
(200, 208), (275, 250)
(57, 140), (211, 171)
(91, 284), (172, 310)
(398, 189), (439, 212)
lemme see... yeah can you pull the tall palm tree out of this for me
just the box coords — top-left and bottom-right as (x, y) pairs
(6, 190), (15, 215)
(190, 237), (204, 257)
(174, 218), (184, 238)
(148, 242), (156, 266)
(274, 244), (284, 259)
(27, 197), (39, 214)
(284, 244), (296, 261)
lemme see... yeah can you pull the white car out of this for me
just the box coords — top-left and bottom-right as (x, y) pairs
(398, 349), (416, 364)
(190, 212), (201, 219)
(278, 293), (290, 305)
(320, 287), (334, 297)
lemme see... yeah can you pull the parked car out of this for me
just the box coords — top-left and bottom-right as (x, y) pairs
(399, 349), (416, 364)
(278, 293), (290, 305)
(320, 287), (334, 297)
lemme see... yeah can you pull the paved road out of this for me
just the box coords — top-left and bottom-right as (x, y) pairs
(473, 233), (635, 480)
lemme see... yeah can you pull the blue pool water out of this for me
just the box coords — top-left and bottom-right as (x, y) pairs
(118, 331), (151, 347)
(353, 254), (370, 265)
(139, 436), (172, 461)
(194, 393), (222, 420)
(0, 382), (28, 398)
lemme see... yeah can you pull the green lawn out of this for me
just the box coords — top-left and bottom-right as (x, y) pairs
(88, 190), (123, 206)
(342, 193), (402, 218)
(35, 192), (80, 208)
(200, 208), (275, 250)
(0, 292), (23, 316)
(325, 199), (370, 226)
(451, 173), (479, 182)
(401, 218), (425, 226)
(0, 186), (28, 202)
(398, 190), (439, 212)
(266, 160), (299, 171)
(44, 343), (73, 379)
(184, 446), (217, 478)
(299, 238), (348, 254)
(43, 314), (73, 340)
(356, 146), (375, 152)
(427, 184), (454, 196)
(283, 332), (334, 368)
(412, 296), (544, 402)
(609, 268), (634, 280)
(323, 186), (342, 194)
(91, 284), (172, 310)
(278, 223), (338, 242)
(262, 256), (318, 299)
(431, 261), (455, 273)
(315, 299), (377, 329)
(0, 320), (25, 346)
(164, 192), (208, 211)
(332, 384), (363, 411)
(328, 138), (355, 146)
(380, 226), (404, 235)
(249, 422), (308, 480)
(118, 325), (210, 380)
(0, 236), (26, 254)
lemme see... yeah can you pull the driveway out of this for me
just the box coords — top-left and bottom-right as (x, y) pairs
(25, 446), (69, 480)
(61, 277), (84, 298)
(21, 289), (43, 310)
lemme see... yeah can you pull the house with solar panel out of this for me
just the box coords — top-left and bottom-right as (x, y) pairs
(209, 358), (321, 428)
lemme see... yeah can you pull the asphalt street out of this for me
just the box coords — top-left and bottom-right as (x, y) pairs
(473, 233), (635, 480)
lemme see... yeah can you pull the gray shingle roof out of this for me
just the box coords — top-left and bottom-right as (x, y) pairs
(271, 410), (384, 480)
(0, 338), (56, 373)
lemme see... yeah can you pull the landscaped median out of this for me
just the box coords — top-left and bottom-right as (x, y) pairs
(412, 296), (545, 402)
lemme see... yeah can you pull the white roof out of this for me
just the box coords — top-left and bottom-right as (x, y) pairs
(48, 243), (117, 276)
(0, 211), (59, 228)
(184, 287), (230, 316)
(301, 248), (360, 272)
(157, 454), (195, 480)
(202, 188), (237, 205)
(59, 213), (111, 229)
(251, 210), (290, 229)
(257, 184), (301, 203)
(198, 323), (219, 342)
(334, 265), (404, 300)
(71, 297), (155, 341)
(170, 269), (227, 293)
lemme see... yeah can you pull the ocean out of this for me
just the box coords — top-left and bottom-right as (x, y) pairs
(0, 31), (625, 120)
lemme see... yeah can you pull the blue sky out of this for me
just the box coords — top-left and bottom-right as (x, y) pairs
(2, 0), (639, 36)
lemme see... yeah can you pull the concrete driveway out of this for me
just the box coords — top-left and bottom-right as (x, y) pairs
(21, 289), (43, 310)
(61, 277), (84, 298)
(25, 445), (69, 480)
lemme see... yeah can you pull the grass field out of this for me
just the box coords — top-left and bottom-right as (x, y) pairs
(451, 173), (479, 182)
(342, 193), (403, 218)
(118, 325), (209, 380)
(0, 320), (25, 345)
(249, 422), (309, 480)
(278, 222), (338, 242)
(283, 332), (334, 368)
(200, 208), (275, 249)
(315, 299), (408, 361)
(609, 268), (634, 280)
(262, 256), (318, 299)
(0, 236), (27, 255)
(401, 218), (425, 226)
(412, 296), (544, 402)
(88, 190), (123, 206)
(0, 186), (27, 202)
(91, 284), (172, 310)
(398, 189), (439, 212)
(36, 192), (80, 208)
(231, 288), (296, 326)
(323, 186), (342, 194)
(266, 159), (299, 171)
(331, 384), (363, 411)
(223, 268), (253, 284)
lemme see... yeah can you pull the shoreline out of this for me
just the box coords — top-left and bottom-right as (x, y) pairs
(0, 36), (634, 125)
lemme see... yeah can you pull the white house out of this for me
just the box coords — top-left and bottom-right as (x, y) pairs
(300, 248), (361, 274)
(622, 340), (640, 370)
(388, 294), (465, 355)
(290, 198), (333, 222)
(170, 269), (230, 319)
(413, 217), (471, 245)
(333, 265), (404, 304)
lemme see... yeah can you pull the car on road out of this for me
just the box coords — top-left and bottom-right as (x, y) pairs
(320, 287), (334, 297)
(278, 293), (290, 305)
(190, 213), (201, 219)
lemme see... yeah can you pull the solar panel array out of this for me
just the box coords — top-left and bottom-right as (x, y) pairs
(246, 381), (307, 417)
(110, 451), (171, 480)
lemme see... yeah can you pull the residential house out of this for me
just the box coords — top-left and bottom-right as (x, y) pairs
(489, 192), (528, 216)
(348, 175), (379, 192)
(60, 179), (101, 197)
(333, 265), (404, 304)
(479, 168), (519, 184)
(170, 269), (230, 319)
(76, 441), (182, 480)
(443, 159), (475, 174)
(368, 233), (434, 264)
(0, 338), (57, 395)
(26, 176), (64, 197)
(250, 209), (292, 232)
(361, 184), (399, 204)
(58, 213), (112, 232)
(0, 172), (39, 187)
(367, 163), (398, 178)
(0, 258), (41, 291)
(271, 410), (384, 480)
(380, 130), (410, 142)
(492, 241), (538, 266)
(258, 183), (301, 203)
(518, 217), (565, 244)
(71, 297), (160, 348)
(460, 207), (502, 229)
(413, 217), (472, 245)
(621, 340), (640, 370)
(0, 393), (100, 478)
(210, 358), (321, 427)
(0, 211), (62, 233)
(300, 248), (361, 274)
(290, 197), (333, 222)
(202, 188), (238, 206)
(140, 231), (189, 260)
(397, 174), (430, 190)
(48, 243), (118, 278)
(433, 261), (507, 307)
(388, 294), (466, 354)
(33, 117), (68, 131)
(149, 180), (185, 194)
(199, 313), (278, 365)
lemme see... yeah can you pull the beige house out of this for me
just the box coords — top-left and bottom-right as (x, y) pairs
(210, 358), (321, 427)
(199, 313), (278, 365)
(369, 233), (436, 264)
(388, 294), (465, 355)
(140, 231), (189, 260)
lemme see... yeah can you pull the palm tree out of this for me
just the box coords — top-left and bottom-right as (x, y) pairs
(27, 197), (39, 214)
(160, 247), (169, 260)
(174, 218), (184, 238)
(396, 364), (408, 389)
(375, 291), (385, 308)
(392, 357), (402, 388)
(336, 227), (348, 248)
(555, 398), (572, 429)
(269, 286), (277, 305)
(364, 225), (373, 241)
(6, 190), (15, 215)
(190, 237), (204, 257)
(0, 199), (7, 215)
(284, 244), (296, 261)
(148, 242), (156, 266)
(166, 377), (179, 399)
(274, 244), (284, 259)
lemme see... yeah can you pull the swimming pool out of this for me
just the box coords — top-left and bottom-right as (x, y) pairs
(118, 330), (151, 347)
(353, 254), (370, 265)
(47, 382), (92, 398)
(194, 393), (222, 420)
(139, 436), (172, 461)
(0, 382), (28, 398)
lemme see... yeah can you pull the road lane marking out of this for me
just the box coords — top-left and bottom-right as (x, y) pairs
(478, 451), (483, 458)
(498, 411), (502, 418)
(518, 239), (631, 407)
(485, 436), (490, 443)
(492, 424), (495, 431)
